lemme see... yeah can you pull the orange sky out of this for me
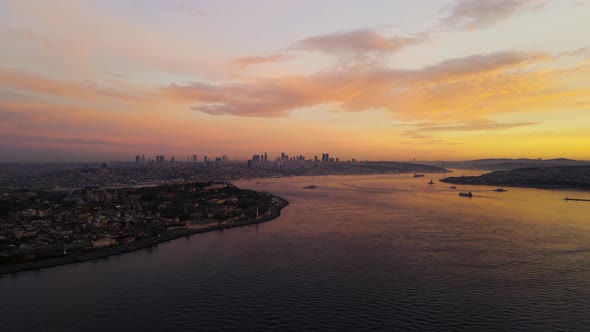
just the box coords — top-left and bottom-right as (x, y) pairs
(1, 0), (589, 161)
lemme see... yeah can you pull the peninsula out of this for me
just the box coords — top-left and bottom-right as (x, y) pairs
(0, 182), (288, 275)
(440, 166), (590, 189)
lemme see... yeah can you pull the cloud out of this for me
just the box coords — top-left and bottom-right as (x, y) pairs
(410, 119), (538, 132)
(131, 1), (207, 16)
(440, 0), (544, 30)
(0, 68), (149, 103)
(294, 29), (429, 56)
(161, 50), (561, 119)
(2, 28), (36, 40)
(231, 54), (293, 68)
(230, 28), (428, 70)
(2, 0), (221, 78)
(105, 71), (127, 79)
(562, 46), (590, 57)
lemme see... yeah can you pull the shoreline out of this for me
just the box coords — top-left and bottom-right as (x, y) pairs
(0, 197), (289, 276)
(439, 179), (590, 191)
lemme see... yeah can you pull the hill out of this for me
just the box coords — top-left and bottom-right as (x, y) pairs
(440, 166), (590, 189)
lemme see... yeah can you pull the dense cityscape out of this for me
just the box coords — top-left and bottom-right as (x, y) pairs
(0, 151), (445, 190)
(0, 180), (286, 270)
(0, 150), (445, 271)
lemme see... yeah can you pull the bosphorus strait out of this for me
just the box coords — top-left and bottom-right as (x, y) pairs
(2, 173), (590, 331)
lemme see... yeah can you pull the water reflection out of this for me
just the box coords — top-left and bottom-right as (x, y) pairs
(1, 173), (590, 331)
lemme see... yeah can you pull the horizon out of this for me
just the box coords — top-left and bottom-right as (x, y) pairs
(0, 156), (587, 165)
(2, 0), (590, 162)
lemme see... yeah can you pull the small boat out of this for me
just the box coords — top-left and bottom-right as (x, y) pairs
(459, 192), (473, 197)
(303, 185), (318, 189)
(450, 186), (456, 189)
(414, 173), (425, 178)
(493, 188), (507, 192)
(564, 196), (590, 202)
(428, 180), (434, 185)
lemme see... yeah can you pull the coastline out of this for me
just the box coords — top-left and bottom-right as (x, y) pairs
(0, 197), (289, 276)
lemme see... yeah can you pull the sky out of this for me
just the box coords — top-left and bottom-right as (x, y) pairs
(1, 0), (589, 162)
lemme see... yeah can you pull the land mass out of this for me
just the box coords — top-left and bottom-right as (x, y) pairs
(440, 166), (590, 189)
(440, 158), (590, 171)
(0, 182), (288, 275)
(0, 161), (446, 190)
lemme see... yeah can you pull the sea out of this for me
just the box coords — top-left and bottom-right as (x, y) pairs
(2, 172), (590, 331)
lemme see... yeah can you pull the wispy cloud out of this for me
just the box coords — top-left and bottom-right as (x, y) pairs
(162, 50), (565, 119)
(230, 28), (429, 69)
(410, 119), (538, 132)
(440, 0), (545, 30)
(231, 54), (294, 68)
(0, 68), (149, 103)
(131, 1), (207, 16)
(294, 29), (429, 56)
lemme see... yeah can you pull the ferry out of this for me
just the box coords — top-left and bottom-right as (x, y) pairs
(459, 192), (473, 197)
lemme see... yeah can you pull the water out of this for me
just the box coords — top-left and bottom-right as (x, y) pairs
(2, 173), (590, 331)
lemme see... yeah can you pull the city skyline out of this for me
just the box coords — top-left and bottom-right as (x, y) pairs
(1, 0), (590, 162)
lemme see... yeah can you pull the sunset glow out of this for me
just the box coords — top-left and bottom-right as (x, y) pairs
(1, 0), (589, 161)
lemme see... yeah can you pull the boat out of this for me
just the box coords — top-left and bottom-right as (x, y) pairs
(428, 180), (434, 185)
(493, 188), (507, 192)
(564, 196), (590, 202)
(450, 186), (456, 189)
(459, 192), (473, 197)
(414, 173), (425, 178)
(303, 185), (318, 189)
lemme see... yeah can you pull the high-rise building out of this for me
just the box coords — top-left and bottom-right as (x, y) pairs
(141, 155), (146, 163)
(135, 155), (141, 164)
(264, 152), (268, 162)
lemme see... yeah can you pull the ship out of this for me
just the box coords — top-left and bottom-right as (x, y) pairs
(414, 172), (425, 178)
(493, 188), (507, 192)
(459, 192), (473, 197)
(303, 185), (318, 189)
